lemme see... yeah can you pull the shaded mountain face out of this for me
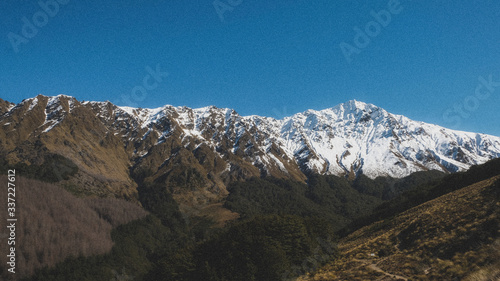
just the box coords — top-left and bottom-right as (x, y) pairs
(1, 95), (500, 203)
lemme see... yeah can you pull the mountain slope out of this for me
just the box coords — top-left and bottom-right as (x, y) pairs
(1, 95), (500, 205)
(0, 95), (137, 197)
(299, 175), (500, 280)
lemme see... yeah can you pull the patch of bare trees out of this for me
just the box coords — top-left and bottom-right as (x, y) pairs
(0, 176), (148, 278)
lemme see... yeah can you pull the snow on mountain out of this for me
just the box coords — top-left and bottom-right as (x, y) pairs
(264, 100), (500, 178)
(110, 98), (500, 178)
(3, 95), (500, 179)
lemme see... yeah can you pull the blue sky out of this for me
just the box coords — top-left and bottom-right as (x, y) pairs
(1, 0), (499, 136)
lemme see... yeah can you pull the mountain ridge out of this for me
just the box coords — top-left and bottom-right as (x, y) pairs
(5, 95), (500, 173)
(1, 94), (500, 204)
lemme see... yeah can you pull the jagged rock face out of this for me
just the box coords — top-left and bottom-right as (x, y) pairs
(0, 98), (15, 116)
(1, 95), (500, 201)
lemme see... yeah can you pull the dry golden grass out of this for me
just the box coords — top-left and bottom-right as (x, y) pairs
(197, 203), (240, 228)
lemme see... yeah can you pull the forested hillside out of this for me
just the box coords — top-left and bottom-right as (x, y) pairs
(5, 159), (499, 280)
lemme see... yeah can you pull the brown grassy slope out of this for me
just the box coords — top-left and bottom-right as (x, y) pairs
(0, 176), (148, 279)
(0, 95), (137, 199)
(299, 176), (500, 281)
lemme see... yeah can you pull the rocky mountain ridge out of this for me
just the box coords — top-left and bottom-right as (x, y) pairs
(1, 95), (500, 203)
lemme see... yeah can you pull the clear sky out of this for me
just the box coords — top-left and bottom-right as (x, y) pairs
(1, 0), (499, 136)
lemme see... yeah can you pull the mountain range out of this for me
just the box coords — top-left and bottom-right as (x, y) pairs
(1, 95), (500, 202)
(2, 94), (500, 280)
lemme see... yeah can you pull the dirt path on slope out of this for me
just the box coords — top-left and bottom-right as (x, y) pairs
(353, 259), (408, 281)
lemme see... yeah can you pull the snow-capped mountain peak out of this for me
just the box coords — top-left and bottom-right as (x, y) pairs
(2, 95), (500, 180)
